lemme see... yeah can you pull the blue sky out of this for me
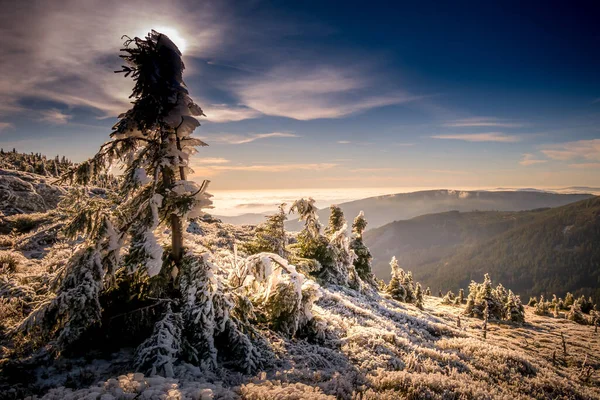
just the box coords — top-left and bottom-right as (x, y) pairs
(1, 0), (599, 190)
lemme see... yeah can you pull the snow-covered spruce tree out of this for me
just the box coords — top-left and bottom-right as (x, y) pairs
(349, 211), (375, 283)
(463, 274), (510, 320)
(534, 295), (549, 316)
(505, 290), (525, 323)
(567, 301), (588, 325)
(64, 30), (212, 269)
(243, 203), (288, 258)
(386, 256), (406, 302)
(414, 283), (424, 310)
(564, 292), (575, 308)
(457, 288), (465, 304)
(325, 205), (345, 236)
(15, 31), (212, 355)
(289, 199), (335, 281)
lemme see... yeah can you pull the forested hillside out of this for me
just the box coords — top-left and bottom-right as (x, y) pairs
(365, 197), (600, 304)
(281, 189), (594, 232)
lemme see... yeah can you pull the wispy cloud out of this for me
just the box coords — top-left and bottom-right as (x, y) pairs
(206, 132), (299, 145)
(0, 122), (15, 132)
(337, 140), (374, 145)
(349, 167), (398, 173)
(190, 162), (338, 177)
(519, 153), (547, 166)
(39, 109), (72, 125)
(541, 139), (600, 161)
(0, 0), (227, 118)
(233, 64), (421, 120)
(203, 104), (262, 123)
(431, 132), (521, 143)
(191, 157), (230, 164)
(443, 117), (525, 128)
(568, 163), (600, 169)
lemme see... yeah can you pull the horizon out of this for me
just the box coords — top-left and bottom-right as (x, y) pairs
(210, 185), (600, 216)
(1, 1), (600, 191)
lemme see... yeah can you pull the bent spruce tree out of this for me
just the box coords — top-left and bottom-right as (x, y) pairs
(16, 31), (212, 352)
(74, 29), (211, 269)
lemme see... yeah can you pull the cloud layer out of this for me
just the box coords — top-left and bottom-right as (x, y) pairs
(431, 132), (521, 143)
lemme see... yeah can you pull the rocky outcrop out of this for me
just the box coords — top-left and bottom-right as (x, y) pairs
(0, 170), (65, 216)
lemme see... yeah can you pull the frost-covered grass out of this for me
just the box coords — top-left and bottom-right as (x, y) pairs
(1, 217), (599, 399)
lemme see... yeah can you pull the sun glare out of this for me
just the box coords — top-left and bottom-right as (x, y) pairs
(138, 26), (188, 54)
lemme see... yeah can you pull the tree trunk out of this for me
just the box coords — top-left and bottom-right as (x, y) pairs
(171, 213), (184, 265)
(163, 163), (184, 266)
(171, 136), (187, 265)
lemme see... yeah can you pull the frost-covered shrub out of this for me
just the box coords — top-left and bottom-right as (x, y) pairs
(7, 212), (53, 234)
(527, 296), (537, 307)
(233, 252), (321, 338)
(567, 302), (588, 325)
(0, 251), (21, 274)
(442, 291), (455, 305)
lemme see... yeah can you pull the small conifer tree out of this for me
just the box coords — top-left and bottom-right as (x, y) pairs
(414, 283), (424, 309)
(386, 256), (406, 302)
(243, 204), (288, 257)
(564, 292), (575, 308)
(349, 211), (374, 283)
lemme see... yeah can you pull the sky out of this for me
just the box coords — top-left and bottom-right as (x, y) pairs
(1, 0), (600, 193)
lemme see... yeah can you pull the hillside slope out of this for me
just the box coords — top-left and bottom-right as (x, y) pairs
(365, 197), (600, 303)
(283, 190), (594, 232)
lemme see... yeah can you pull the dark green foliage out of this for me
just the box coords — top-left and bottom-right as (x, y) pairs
(243, 204), (288, 257)
(567, 302), (588, 325)
(564, 292), (575, 308)
(386, 257), (424, 307)
(349, 211), (374, 282)
(325, 205), (345, 236)
(367, 197), (600, 305)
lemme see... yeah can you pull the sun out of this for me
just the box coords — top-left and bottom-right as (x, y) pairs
(137, 26), (188, 54)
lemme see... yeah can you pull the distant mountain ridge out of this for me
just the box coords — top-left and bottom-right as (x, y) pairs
(215, 189), (595, 230)
(364, 196), (600, 304)
(280, 189), (594, 232)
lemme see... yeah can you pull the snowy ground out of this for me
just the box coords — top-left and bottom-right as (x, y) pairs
(1, 171), (599, 399)
(4, 273), (600, 399)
